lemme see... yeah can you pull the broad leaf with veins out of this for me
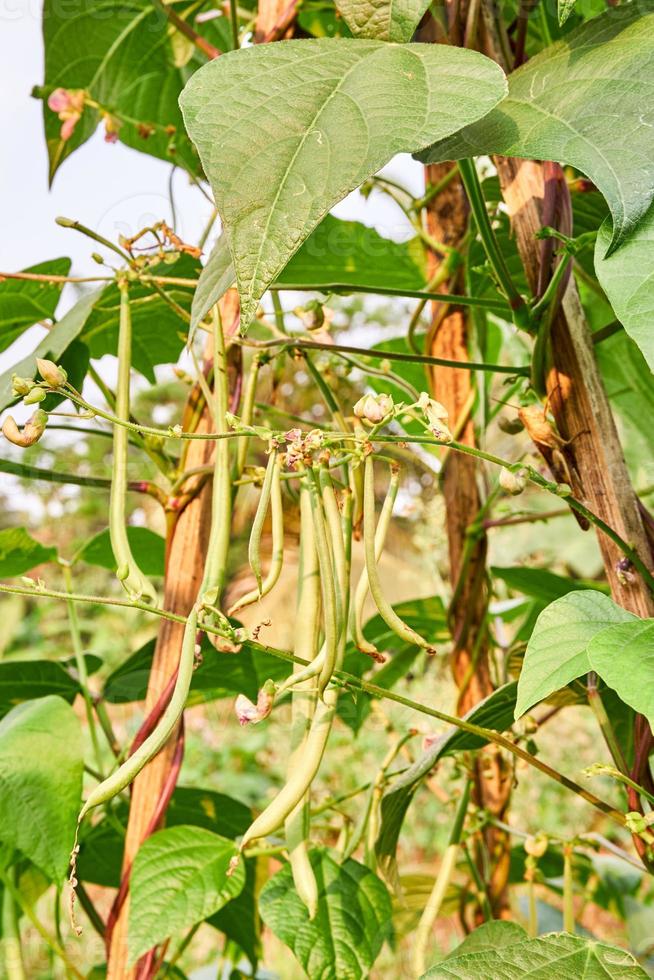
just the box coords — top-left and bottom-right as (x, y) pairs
(335, 0), (431, 42)
(180, 39), (506, 330)
(420, 5), (654, 253)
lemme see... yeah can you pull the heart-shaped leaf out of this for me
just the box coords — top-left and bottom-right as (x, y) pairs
(515, 590), (636, 719)
(423, 931), (648, 978)
(595, 207), (654, 372)
(587, 619), (654, 729)
(335, 0), (431, 42)
(128, 825), (245, 964)
(180, 39), (506, 330)
(0, 696), (83, 882)
(259, 848), (392, 980)
(420, 6), (654, 253)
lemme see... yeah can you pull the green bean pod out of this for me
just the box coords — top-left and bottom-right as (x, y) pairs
(234, 353), (262, 479)
(363, 456), (434, 653)
(240, 687), (337, 852)
(200, 307), (232, 607)
(352, 465), (399, 658)
(79, 605), (198, 820)
(229, 451), (284, 615)
(318, 467), (348, 640)
(110, 282), (158, 603)
(284, 485), (321, 916)
(306, 470), (339, 697)
(249, 448), (275, 595)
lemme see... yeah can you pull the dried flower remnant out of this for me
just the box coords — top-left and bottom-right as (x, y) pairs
(499, 467), (528, 495)
(235, 683), (275, 726)
(2, 409), (48, 447)
(417, 392), (452, 442)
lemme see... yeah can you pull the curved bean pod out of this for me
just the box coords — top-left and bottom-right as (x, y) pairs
(79, 605), (198, 820)
(239, 687), (337, 852)
(352, 465), (399, 658)
(363, 457), (434, 653)
(110, 282), (158, 603)
(228, 451), (284, 615)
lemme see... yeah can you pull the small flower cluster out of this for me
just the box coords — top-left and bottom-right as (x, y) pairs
(284, 427), (325, 469)
(47, 88), (120, 144)
(2, 359), (68, 448)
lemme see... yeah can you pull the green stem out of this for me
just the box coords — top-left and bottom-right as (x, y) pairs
(55, 216), (131, 263)
(457, 159), (529, 327)
(237, 336), (526, 376)
(563, 845), (575, 933)
(413, 780), (471, 977)
(229, 0), (240, 47)
(1, 870), (25, 980)
(109, 282), (158, 602)
(268, 281), (509, 312)
(62, 564), (104, 775)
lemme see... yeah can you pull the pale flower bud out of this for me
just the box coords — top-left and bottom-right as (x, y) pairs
(235, 682), (275, 726)
(524, 833), (548, 858)
(353, 393), (394, 424)
(23, 387), (47, 405)
(11, 375), (34, 397)
(36, 358), (67, 387)
(2, 409), (47, 448)
(499, 467), (528, 496)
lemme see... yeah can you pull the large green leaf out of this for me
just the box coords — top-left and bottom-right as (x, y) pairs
(41, 0), (199, 180)
(423, 932), (648, 978)
(259, 849), (392, 979)
(335, 0), (430, 42)
(420, 5), (654, 252)
(0, 287), (103, 411)
(587, 620), (654, 729)
(0, 661), (80, 720)
(128, 825), (245, 964)
(595, 207), (654, 371)
(103, 634), (259, 704)
(76, 527), (165, 577)
(375, 683), (517, 872)
(0, 527), (57, 578)
(190, 214), (428, 334)
(0, 260), (70, 353)
(180, 39), (506, 329)
(515, 591), (636, 720)
(0, 696), (83, 881)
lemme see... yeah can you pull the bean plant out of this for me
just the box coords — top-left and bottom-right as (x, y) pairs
(1, 0), (653, 976)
